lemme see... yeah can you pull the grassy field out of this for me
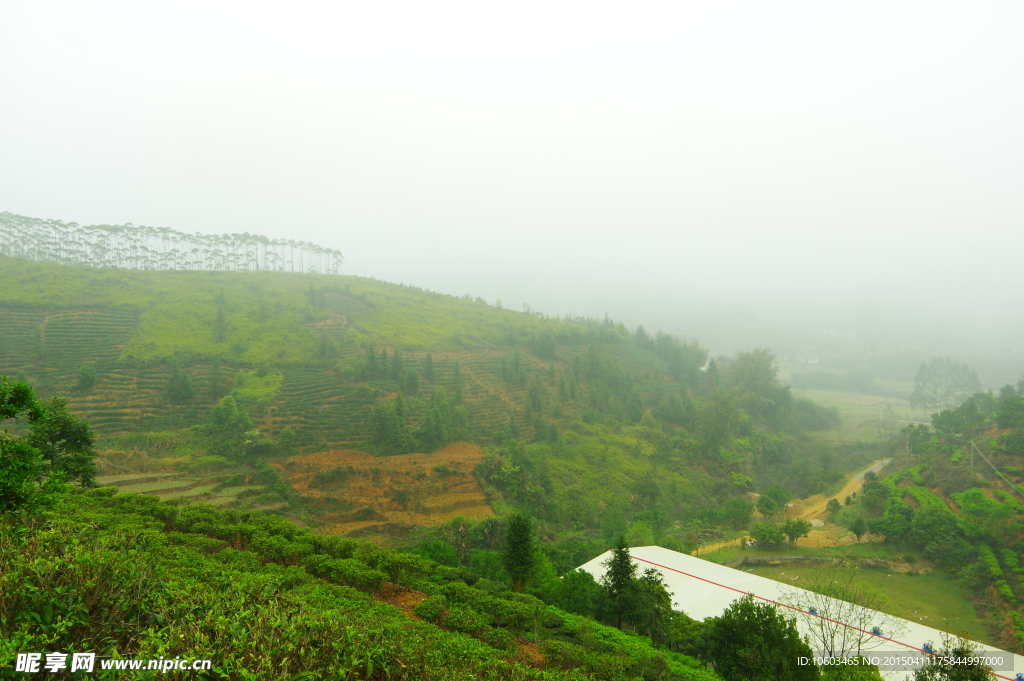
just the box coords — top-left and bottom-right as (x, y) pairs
(790, 387), (925, 442)
(697, 543), (992, 645)
(750, 564), (990, 644)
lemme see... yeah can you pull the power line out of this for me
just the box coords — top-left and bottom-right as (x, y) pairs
(931, 427), (1024, 502)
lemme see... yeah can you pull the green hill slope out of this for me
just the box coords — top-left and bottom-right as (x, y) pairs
(0, 488), (721, 681)
(0, 253), (870, 546)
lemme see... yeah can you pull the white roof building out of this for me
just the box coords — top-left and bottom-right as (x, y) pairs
(577, 546), (1024, 681)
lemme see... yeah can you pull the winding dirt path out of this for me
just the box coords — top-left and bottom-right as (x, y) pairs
(691, 459), (892, 555)
(788, 458), (891, 521)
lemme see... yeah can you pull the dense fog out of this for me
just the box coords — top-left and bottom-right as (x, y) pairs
(2, 1), (1022, 382)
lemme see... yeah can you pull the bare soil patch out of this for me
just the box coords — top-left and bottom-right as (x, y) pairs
(277, 442), (494, 536)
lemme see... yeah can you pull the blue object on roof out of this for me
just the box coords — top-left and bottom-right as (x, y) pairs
(871, 626), (882, 636)
(808, 607), (818, 615)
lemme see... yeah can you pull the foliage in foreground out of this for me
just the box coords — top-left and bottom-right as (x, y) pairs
(0, 490), (721, 681)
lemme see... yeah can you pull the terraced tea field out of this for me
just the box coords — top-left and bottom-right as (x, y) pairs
(95, 470), (275, 511)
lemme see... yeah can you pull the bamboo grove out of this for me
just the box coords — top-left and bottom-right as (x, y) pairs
(0, 212), (343, 274)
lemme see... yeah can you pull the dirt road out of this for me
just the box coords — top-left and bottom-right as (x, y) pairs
(788, 458), (891, 521)
(691, 459), (892, 555)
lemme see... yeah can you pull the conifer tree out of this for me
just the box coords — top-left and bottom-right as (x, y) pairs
(602, 536), (637, 629)
(405, 369), (420, 396)
(423, 353), (435, 383)
(503, 511), (537, 593)
(380, 348), (389, 379)
(452, 361), (464, 405)
(392, 350), (406, 382)
(365, 344), (378, 377)
(416, 386), (452, 451)
(371, 393), (414, 455)
(528, 376), (544, 414)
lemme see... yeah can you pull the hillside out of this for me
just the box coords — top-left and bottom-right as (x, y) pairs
(0, 487), (722, 681)
(0, 254), (595, 441)
(0, 252), (879, 547)
(770, 388), (1024, 653)
(0, 242), (956, 680)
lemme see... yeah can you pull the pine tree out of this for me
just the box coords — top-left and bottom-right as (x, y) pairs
(214, 308), (227, 343)
(380, 348), (389, 379)
(365, 345), (378, 377)
(370, 394), (414, 455)
(452, 361), (464, 405)
(416, 386), (452, 451)
(423, 353), (435, 383)
(601, 536), (637, 629)
(405, 369), (420, 396)
(392, 350), (406, 382)
(503, 511), (537, 593)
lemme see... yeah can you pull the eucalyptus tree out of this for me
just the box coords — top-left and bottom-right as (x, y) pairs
(0, 212), (344, 275)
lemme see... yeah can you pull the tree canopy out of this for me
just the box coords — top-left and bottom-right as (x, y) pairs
(698, 595), (817, 681)
(1, 377), (96, 514)
(503, 511), (537, 593)
(0, 212), (343, 274)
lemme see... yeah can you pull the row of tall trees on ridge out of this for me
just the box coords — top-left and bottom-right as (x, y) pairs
(0, 212), (343, 274)
(909, 357), (982, 412)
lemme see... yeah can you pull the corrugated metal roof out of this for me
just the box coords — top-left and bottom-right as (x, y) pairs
(577, 546), (1024, 680)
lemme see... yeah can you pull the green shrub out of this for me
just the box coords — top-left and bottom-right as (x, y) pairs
(181, 455), (231, 473)
(77, 365), (98, 390)
(442, 604), (488, 634)
(978, 545), (1004, 579)
(996, 580), (1017, 603)
(478, 626), (515, 650)
(413, 595), (448, 622)
(541, 639), (589, 669)
(301, 556), (386, 591)
(85, 486), (119, 498)
(310, 466), (354, 488)
(749, 522), (786, 545)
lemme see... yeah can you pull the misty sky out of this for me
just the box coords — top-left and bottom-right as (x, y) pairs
(2, 1), (1022, 363)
